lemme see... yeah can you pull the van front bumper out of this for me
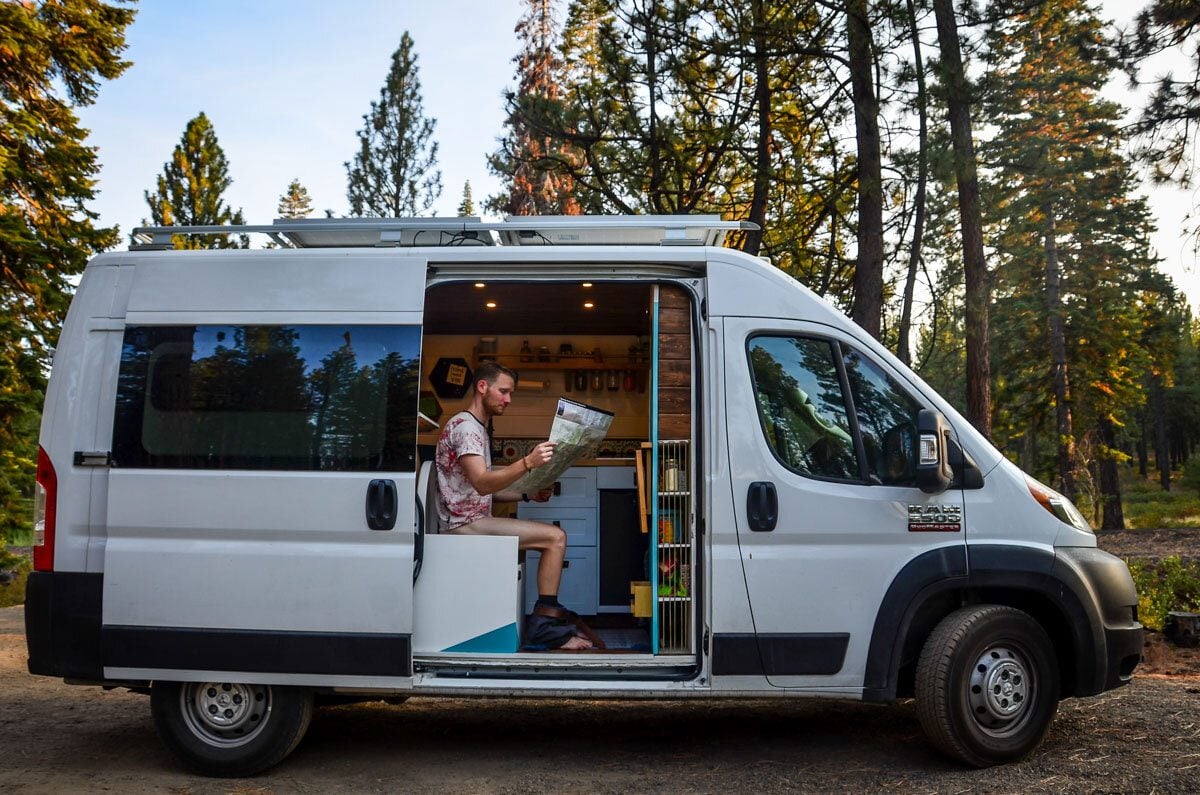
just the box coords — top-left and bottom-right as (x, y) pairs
(1053, 546), (1143, 694)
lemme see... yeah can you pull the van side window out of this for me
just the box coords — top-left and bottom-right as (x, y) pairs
(747, 336), (859, 480)
(113, 325), (421, 472)
(841, 347), (922, 487)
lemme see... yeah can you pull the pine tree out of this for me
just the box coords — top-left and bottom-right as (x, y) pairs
(981, 0), (1155, 525)
(144, 113), (247, 249)
(0, 0), (135, 544)
(457, 181), (476, 217)
(346, 32), (441, 217)
(489, 0), (582, 215)
(1124, 1), (1200, 186)
(277, 178), (313, 219)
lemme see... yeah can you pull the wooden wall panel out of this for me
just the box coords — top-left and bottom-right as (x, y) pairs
(657, 284), (692, 441)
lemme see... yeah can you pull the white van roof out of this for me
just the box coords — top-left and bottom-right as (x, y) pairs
(130, 215), (757, 250)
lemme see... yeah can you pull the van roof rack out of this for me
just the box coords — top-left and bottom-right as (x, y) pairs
(129, 215), (757, 251)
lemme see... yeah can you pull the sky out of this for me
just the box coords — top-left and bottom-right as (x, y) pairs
(76, 0), (1198, 308)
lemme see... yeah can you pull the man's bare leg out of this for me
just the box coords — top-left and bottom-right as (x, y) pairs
(451, 516), (592, 649)
(452, 516), (567, 593)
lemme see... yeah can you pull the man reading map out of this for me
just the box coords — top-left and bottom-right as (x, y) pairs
(435, 362), (611, 650)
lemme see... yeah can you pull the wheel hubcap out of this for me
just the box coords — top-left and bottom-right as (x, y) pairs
(967, 645), (1033, 736)
(181, 682), (271, 748)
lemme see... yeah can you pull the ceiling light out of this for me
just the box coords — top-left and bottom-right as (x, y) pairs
(582, 282), (593, 288)
(583, 302), (594, 309)
(475, 282), (486, 288)
(486, 301), (497, 309)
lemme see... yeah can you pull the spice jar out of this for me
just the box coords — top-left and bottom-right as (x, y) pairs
(623, 370), (636, 391)
(606, 370), (620, 391)
(574, 371), (588, 391)
(590, 371), (603, 391)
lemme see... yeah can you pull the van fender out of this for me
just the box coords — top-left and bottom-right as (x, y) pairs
(862, 546), (967, 702)
(863, 544), (1120, 702)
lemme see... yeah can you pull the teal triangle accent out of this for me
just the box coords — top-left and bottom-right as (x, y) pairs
(444, 623), (520, 653)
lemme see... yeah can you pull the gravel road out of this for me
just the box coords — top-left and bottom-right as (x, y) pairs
(3, 605), (1199, 794)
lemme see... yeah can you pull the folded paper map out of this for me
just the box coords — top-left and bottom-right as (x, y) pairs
(512, 397), (614, 492)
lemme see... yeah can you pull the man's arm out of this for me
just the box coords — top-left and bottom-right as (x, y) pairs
(458, 441), (556, 496)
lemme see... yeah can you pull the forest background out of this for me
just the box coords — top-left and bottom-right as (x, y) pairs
(2, 0), (1200, 564)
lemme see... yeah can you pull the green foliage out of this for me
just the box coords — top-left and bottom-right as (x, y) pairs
(144, 112), (247, 248)
(1126, 555), (1200, 632)
(346, 32), (441, 217)
(0, 558), (30, 609)
(0, 0), (135, 544)
(1121, 465), (1200, 529)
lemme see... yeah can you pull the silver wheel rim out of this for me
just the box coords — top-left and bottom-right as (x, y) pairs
(967, 644), (1034, 737)
(180, 682), (272, 748)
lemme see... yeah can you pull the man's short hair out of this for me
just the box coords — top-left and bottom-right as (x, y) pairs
(474, 361), (518, 388)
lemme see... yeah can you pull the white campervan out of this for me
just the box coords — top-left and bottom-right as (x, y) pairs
(26, 216), (1142, 776)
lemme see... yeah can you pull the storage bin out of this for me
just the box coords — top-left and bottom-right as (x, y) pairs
(630, 580), (653, 618)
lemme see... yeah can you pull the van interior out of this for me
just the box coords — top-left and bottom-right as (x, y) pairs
(415, 279), (697, 672)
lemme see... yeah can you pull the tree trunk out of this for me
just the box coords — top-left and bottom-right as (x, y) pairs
(1153, 375), (1170, 491)
(742, 0), (771, 256)
(1043, 206), (1076, 501)
(1137, 404), (1149, 478)
(645, 1), (663, 213)
(932, 0), (991, 439)
(898, 0), (928, 366)
(1097, 415), (1125, 531)
(847, 0), (883, 340)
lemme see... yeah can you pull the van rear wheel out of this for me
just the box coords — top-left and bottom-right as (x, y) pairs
(151, 681), (313, 777)
(915, 605), (1059, 767)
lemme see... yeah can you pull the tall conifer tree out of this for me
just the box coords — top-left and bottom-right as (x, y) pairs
(0, 0), (135, 543)
(346, 32), (441, 217)
(145, 113), (247, 249)
(490, 0), (582, 215)
(982, 0), (1155, 524)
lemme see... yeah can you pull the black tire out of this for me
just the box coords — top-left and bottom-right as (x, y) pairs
(151, 681), (313, 777)
(915, 605), (1059, 767)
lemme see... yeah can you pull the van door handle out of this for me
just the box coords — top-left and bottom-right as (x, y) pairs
(747, 481), (778, 532)
(366, 479), (397, 530)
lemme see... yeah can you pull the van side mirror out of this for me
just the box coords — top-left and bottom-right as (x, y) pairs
(916, 409), (952, 494)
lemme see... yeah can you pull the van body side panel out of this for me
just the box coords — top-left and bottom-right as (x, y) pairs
(720, 312), (967, 689)
(95, 252), (425, 682)
(37, 261), (126, 575)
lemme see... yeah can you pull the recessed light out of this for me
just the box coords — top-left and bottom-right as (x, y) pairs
(583, 302), (594, 309)
(475, 282), (486, 288)
(582, 282), (593, 288)
(486, 301), (497, 309)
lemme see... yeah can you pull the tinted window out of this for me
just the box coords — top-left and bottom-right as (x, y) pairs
(842, 347), (923, 486)
(748, 336), (859, 480)
(113, 325), (421, 471)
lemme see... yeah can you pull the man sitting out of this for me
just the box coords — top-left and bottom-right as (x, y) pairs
(435, 361), (600, 650)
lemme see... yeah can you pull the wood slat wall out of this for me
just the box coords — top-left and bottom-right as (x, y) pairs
(657, 285), (692, 440)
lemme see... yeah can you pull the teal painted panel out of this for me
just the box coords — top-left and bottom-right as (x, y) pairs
(443, 623), (520, 653)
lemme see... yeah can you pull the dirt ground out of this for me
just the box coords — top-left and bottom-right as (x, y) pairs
(2, 605), (1199, 793)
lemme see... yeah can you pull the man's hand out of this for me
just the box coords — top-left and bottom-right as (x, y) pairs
(525, 440), (556, 469)
(531, 487), (554, 503)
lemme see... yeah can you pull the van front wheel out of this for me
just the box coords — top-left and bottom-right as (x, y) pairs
(915, 605), (1059, 767)
(151, 681), (313, 777)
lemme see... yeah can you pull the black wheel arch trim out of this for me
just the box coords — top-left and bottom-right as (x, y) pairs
(864, 544), (1139, 703)
(863, 545), (967, 701)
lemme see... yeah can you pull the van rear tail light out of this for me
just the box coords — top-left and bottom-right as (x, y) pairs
(33, 445), (56, 571)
